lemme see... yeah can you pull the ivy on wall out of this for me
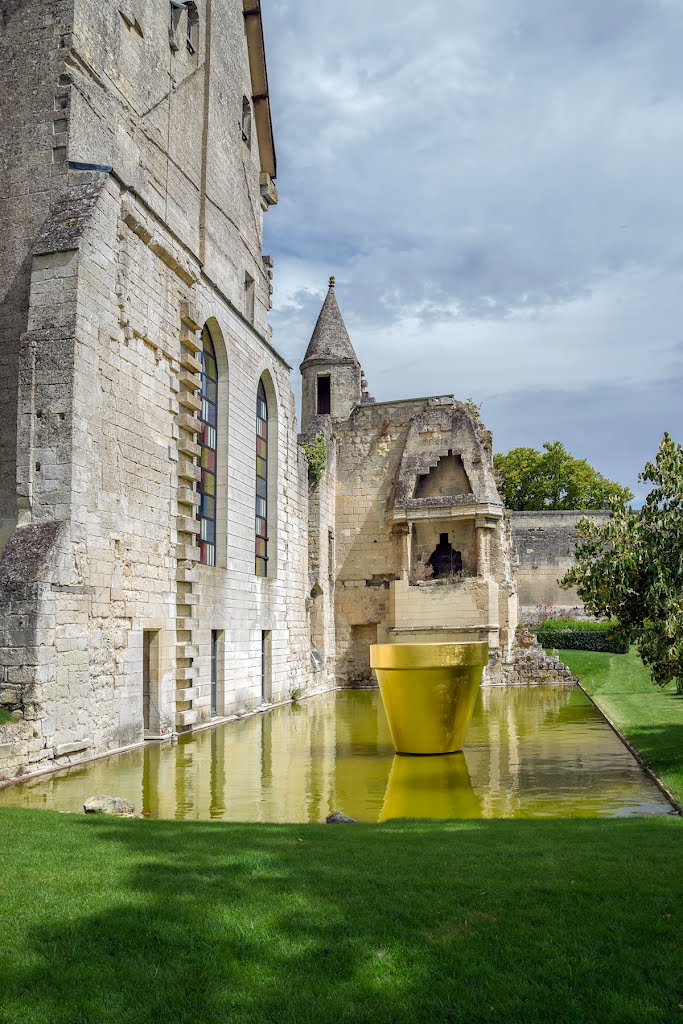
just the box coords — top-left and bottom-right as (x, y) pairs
(303, 434), (328, 488)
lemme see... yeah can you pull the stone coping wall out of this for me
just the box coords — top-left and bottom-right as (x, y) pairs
(509, 510), (610, 624)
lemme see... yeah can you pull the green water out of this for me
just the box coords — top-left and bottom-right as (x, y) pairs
(0, 687), (672, 821)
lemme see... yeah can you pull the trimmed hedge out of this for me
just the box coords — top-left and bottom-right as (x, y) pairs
(537, 628), (629, 654)
(536, 618), (620, 632)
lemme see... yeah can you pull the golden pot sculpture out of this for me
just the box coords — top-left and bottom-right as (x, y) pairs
(370, 642), (489, 755)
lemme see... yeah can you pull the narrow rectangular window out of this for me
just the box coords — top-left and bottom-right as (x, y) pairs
(143, 630), (160, 734)
(317, 375), (331, 415)
(328, 529), (335, 579)
(261, 630), (272, 703)
(245, 272), (255, 324)
(242, 96), (252, 149)
(186, 2), (199, 55)
(211, 629), (221, 716)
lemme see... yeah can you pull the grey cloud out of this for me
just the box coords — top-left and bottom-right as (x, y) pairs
(262, 0), (683, 489)
(484, 375), (683, 500)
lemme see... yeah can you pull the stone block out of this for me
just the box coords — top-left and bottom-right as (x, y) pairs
(176, 709), (197, 728)
(178, 459), (201, 483)
(177, 486), (200, 509)
(176, 515), (200, 536)
(178, 392), (202, 414)
(175, 617), (196, 632)
(84, 796), (135, 816)
(177, 644), (199, 660)
(179, 359), (201, 380)
(175, 543), (200, 562)
(180, 330), (202, 354)
(180, 303), (201, 332)
(176, 663), (198, 681)
(175, 687), (197, 702)
(177, 437), (201, 460)
(175, 411), (200, 432)
(54, 739), (92, 757)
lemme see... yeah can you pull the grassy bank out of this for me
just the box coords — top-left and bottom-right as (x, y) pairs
(0, 809), (681, 1024)
(558, 648), (683, 808)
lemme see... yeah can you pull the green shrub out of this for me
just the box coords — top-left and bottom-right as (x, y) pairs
(537, 629), (628, 654)
(302, 435), (328, 488)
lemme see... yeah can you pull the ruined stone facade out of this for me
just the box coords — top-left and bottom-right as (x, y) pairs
(510, 510), (610, 623)
(301, 280), (520, 689)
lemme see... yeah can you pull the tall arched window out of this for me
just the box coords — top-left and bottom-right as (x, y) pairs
(255, 379), (268, 577)
(198, 327), (218, 566)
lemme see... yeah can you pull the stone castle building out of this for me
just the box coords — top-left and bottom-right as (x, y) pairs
(301, 279), (520, 688)
(0, 0), (576, 784)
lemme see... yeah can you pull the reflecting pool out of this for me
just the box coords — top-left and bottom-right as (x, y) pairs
(0, 687), (673, 821)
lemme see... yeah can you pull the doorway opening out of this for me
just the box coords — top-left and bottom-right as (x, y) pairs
(211, 630), (224, 717)
(143, 630), (161, 734)
(261, 630), (272, 703)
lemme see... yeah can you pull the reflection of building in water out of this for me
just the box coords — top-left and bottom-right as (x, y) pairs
(333, 691), (395, 819)
(0, 691), (672, 821)
(140, 696), (338, 823)
(465, 685), (668, 818)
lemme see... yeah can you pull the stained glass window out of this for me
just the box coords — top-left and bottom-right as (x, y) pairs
(198, 327), (218, 567)
(255, 379), (268, 577)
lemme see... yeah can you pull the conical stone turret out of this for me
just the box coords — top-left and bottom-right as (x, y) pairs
(302, 276), (359, 368)
(300, 278), (363, 429)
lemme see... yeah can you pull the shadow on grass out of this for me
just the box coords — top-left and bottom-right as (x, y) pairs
(0, 814), (680, 1024)
(624, 721), (683, 755)
(618, 721), (683, 799)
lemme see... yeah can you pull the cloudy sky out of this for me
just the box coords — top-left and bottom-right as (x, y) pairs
(261, 0), (683, 501)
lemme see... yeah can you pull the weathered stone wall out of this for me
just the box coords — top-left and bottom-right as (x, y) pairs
(510, 511), (610, 623)
(0, 0), (75, 554)
(327, 396), (517, 683)
(332, 399), (414, 682)
(67, 0), (274, 336)
(0, 0), (312, 782)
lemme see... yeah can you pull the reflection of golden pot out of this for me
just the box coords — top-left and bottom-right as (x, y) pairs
(380, 752), (481, 821)
(370, 642), (489, 755)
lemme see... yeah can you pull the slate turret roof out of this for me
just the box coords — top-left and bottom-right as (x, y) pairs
(300, 277), (359, 368)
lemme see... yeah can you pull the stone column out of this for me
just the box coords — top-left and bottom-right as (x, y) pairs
(475, 519), (493, 578)
(394, 523), (412, 581)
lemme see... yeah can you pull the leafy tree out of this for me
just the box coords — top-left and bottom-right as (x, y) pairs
(561, 433), (683, 691)
(493, 441), (633, 510)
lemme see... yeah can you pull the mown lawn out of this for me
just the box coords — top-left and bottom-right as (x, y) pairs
(0, 809), (681, 1024)
(558, 648), (683, 808)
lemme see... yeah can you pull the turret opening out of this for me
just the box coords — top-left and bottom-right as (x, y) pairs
(317, 375), (331, 415)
